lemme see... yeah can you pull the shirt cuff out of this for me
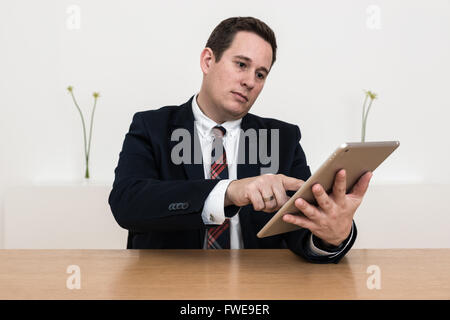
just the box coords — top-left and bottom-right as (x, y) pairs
(308, 223), (354, 258)
(201, 179), (233, 225)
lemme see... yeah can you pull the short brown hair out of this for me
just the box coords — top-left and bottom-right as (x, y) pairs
(205, 17), (277, 67)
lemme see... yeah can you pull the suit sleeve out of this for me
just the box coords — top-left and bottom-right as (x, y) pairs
(282, 125), (358, 264)
(108, 112), (220, 233)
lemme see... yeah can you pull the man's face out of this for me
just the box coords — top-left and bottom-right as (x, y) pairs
(202, 31), (273, 121)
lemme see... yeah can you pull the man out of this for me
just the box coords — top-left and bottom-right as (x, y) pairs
(108, 17), (372, 264)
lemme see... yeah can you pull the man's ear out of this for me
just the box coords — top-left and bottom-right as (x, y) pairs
(200, 47), (215, 75)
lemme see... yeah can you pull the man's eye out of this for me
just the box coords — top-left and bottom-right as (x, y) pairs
(257, 73), (265, 79)
(237, 62), (246, 68)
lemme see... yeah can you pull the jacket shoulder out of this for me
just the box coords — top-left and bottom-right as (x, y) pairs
(132, 104), (180, 123)
(244, 112), (301, 137)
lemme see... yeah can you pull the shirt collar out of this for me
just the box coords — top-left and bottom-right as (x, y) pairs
(191, 93), (242, 138)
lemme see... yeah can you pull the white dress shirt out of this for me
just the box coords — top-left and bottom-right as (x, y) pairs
(192, 94), (352, 257)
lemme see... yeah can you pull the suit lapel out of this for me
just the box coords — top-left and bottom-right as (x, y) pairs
(236, 112), (265, 249)
(237, 112), (263, 179)
(168, 96), (205, 180)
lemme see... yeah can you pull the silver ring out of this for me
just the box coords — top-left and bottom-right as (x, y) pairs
(263, 195), (275, 202)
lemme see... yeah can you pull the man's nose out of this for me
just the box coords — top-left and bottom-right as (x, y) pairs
(241, 71), (255, 90)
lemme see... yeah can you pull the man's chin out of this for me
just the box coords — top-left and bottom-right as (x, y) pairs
(225, 107), (249, 120)
(226, 102), (252, 119)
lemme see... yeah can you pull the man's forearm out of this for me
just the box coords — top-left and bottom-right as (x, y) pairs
(109, 177), (221, 232)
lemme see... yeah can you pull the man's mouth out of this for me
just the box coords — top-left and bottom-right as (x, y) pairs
(231, 91), (248, 102)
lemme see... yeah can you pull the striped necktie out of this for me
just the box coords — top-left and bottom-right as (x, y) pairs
(206, 125), (230, 249)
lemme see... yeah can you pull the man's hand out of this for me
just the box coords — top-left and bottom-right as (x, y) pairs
(283, 169), (373, 247)
(225, 174), (304, 213)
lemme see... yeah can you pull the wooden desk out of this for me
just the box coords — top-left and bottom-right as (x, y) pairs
(0, 249), (449, 299)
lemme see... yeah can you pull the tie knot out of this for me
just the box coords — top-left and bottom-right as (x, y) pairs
(212, 125), (226, 138)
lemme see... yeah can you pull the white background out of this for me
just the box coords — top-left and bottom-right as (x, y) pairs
(0, 0), (449, 248)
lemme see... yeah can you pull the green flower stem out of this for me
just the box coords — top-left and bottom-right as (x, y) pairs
(361, 93), (369, 142)
(69, 91), (88, 158)
(87, 97), (98, 160)
(85, 159), (90, 179)
(67, 87), (100, 179)
(364, 98), (374, 125)
(362, 98), (374, 142)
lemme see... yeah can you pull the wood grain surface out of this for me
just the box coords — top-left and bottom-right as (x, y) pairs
(0, 249), (448, 299)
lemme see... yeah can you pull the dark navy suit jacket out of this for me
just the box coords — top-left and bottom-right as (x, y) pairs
(108, 96), (357, 264)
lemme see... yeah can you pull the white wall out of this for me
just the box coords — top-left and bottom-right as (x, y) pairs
(3, 184), (128, 249)
(1, 0), (449, 248)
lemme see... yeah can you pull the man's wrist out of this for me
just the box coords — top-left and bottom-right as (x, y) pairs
(312, 236), (345, 252)
(321, 226), (353, 247)
(202, 179), (232, 225)
(224, 180), (236, 207)
(322, 238), (344, 248)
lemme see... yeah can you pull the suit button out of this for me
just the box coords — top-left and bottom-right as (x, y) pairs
(182, 202), (189, 209)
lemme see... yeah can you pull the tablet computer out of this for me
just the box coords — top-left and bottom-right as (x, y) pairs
(256, 141), (400, 238)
